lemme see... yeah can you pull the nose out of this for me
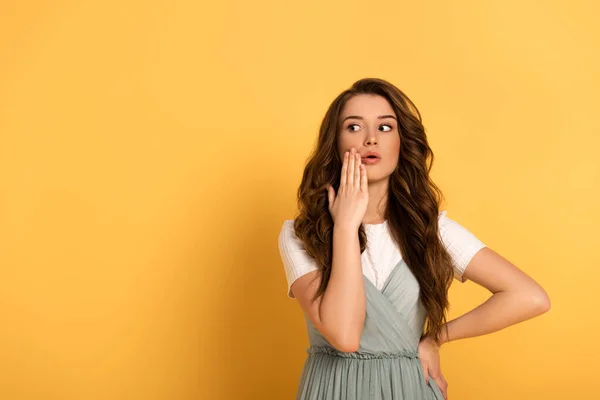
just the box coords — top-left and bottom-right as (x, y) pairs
(365, 135), (378, 146)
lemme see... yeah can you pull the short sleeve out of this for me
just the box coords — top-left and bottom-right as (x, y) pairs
(438, 210), (486, 283)
(278, 220), (319, 298)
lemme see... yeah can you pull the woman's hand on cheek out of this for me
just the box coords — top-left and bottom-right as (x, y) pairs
(418, 334), (448, 399)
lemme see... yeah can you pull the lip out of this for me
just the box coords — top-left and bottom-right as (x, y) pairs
(360, 151), (381, 165)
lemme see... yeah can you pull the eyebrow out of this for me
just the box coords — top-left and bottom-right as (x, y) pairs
(342, 115), (397, 122)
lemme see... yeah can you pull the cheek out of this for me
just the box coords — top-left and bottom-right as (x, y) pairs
(391, 135), (401, 152)
(384, 139), (400, 169)
(337, 136), (359, 154)
(383, 136), (400, 156)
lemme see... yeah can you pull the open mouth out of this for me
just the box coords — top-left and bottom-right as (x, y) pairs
(361, 151), (381, 160)
(361, 155), (381, 164)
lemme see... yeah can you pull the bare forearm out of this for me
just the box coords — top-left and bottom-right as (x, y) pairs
(319, 224), (365, 350)
(438, 290), (550, 345)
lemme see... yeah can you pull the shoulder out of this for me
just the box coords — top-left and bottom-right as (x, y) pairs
(438, 209), (448, 220)
(278, 219), (297, 248)
(437, 210), (483, 243)
(436, 210), (487, 282)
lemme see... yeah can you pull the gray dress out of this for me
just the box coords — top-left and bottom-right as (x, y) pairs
(296, 259), (445, 399)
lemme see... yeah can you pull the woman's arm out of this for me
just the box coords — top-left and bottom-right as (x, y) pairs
(290, 149), (368, 352)
(418, 245), (550, 396)
(291, 224), (365, 352)
(320, 224), (366, 349)
(434, 247), (551, 345)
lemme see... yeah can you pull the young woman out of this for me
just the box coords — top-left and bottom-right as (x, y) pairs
(278, 77), (550, 399)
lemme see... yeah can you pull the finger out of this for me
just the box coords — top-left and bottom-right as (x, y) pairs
(327, 185), (335, 209)
(347, 149), (355, 187)
(429, 373), (448, 399)
(354, 153), (361, 190)
(360, 163), (367, 193)
(432, 376), (447, 396)
(440, 375), (448, 399)
(340, 151), (348, 188)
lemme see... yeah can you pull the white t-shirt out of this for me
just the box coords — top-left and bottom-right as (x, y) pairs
(278, 210), (486, 298)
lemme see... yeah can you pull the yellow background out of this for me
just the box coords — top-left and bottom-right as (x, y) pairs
(1, 1), (598, 399)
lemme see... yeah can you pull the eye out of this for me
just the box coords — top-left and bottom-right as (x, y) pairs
(347, 123), (394, 132)
(348, 123), (360, 132)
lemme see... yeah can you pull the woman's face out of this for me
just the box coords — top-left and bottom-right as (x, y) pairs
(337, 94), (401, 184)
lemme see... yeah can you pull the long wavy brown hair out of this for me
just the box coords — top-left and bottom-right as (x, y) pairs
(293, 77), (455, 344)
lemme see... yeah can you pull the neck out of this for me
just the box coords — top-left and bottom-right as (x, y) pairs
(363, 178), (389, 225)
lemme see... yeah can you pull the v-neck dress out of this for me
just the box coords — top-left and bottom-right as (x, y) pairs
(279, 211), (487, 398)
(296, 259), (445, 399)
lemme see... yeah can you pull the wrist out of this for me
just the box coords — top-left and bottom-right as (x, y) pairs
(437, 325), (450, 347)
(423, 329), (448, 348)
(426, 335), (442, 349)
(333, 223), (360, 234)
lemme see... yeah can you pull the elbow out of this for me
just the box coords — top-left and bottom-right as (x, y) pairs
(333, 339), (360, 353)
(317, 309), (364, 353)
(334, 330), (362, 353)
(329, 330), (361, 353)
(528, 288), (551, 315)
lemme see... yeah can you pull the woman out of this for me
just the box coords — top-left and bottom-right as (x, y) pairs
(278, 77), (550, 399)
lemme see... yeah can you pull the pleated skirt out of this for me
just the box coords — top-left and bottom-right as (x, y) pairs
(296, 346), (445, 400)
